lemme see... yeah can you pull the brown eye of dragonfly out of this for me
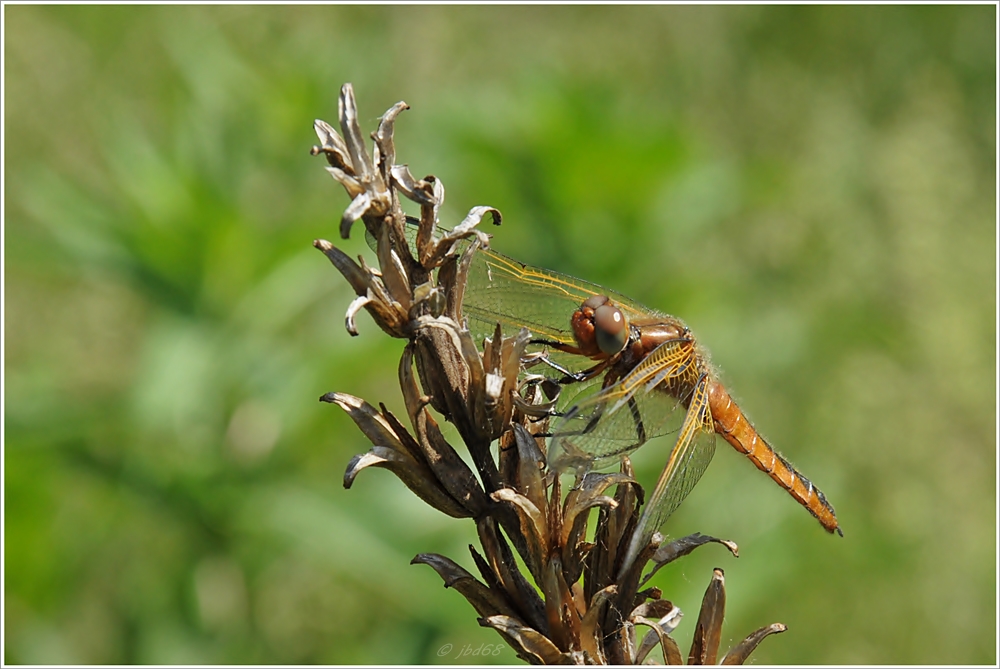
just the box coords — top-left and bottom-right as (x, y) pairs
(594, 303), (627, 355)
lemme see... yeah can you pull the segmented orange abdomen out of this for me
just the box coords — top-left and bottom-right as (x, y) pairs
(707, 380), (841, 536)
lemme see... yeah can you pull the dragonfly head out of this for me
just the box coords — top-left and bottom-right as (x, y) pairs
(572, 295), (629, 358)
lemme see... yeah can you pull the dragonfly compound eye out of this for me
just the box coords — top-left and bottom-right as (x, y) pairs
(582, 295), (610, 310)
(594, 303), (627, 355)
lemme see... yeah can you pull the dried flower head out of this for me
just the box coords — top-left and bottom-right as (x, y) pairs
(312, 83), (787, 664)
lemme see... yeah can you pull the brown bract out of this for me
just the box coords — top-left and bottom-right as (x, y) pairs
(313, 83), (785, 664)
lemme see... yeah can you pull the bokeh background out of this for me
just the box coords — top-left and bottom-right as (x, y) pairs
(5, 5), (996, 665)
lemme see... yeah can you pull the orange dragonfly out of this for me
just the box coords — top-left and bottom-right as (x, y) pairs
(374, 221), (841, 570)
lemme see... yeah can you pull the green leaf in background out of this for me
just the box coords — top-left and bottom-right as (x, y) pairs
(5, 5), (995, 664)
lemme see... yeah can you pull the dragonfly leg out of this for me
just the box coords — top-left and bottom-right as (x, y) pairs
(529, 337), (584, 356)
(627, 395), (646, 444)
(548, 382), (650, 471)
(527, 337), (617, 384)
(530, 354), (575, 378)
(564, 359), (613, 385)
(563, 396), (646, 451)
(534, 401), (599, 439)
(542, 365), (623, 438)
(542, 396), (608, 439)
(534, 354), (612, 385)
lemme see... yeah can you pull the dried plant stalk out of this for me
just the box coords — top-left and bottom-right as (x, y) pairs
(313, 83), (786, 664)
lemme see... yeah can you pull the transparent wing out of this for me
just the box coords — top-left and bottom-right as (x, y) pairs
(619, 374), (717, 574)
(546, 341), (700, 470)
(367, 219), (664, 378)
(463, 246), (656, 344)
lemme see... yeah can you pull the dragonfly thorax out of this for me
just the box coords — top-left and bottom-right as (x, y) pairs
(636, 321), (690, 358)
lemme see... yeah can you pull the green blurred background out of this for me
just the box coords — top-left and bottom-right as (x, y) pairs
(5, 5), (995, 664)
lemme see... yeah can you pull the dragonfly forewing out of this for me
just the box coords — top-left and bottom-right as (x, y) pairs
(463, 242), (661, 381)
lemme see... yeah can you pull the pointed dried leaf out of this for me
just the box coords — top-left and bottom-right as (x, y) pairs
(316, 240), (403, 336)
(579, 585), (617, 663)
(476, 517), (549, 636)
(343, 294), (371, 336)
(323, 165), (360, 196)
(375, 222), (411, 310)
(569, 580), (587, 619)
(512, 424), (547, 513)
(480, 615), (563, 665)
(338, 83), (375, 183)
(662, 633), (684, 665)
(389, 164), (438, 206)
(312, 119), (353, 172)
(688, 568), (726, 665)
(422, 205), (500, 268)
(343, 448), (470, 518)
(373, 101), (408, 171)
(620, 619), (637, 665)
(378, 403), (429, 463)
(540, 554), (579, 651)
(411, 554), (519, 619)
(482, 322), (502, 372)
(469, 545), (506, 598)
(355, 254), (406, 320)
(417, 177), (446, 268)
(491, 488), (548, 579)
(720, 623), (788, 665)
(424, 175), (445, 223)
(451, 234), (484, 323)
(314, 239), (370, 295)
(321, 392), (404, 452)
(584, 505), (612, 608)
(642, 533), (739, 587)
(634, 615), (672, 665)
(399, 345), (489, 515)
(614, 533), (663, 616)
(630, 599), (677, 622)
(341, 191), (373, 239)
(453, 322), (492, 439)
(323, 392), (468, 516)
(562, 493), (616, 589)
(502, 328), (532, 393)
(324, 165), (364, 197)
(632, 597), (684, 663)
(411, 318), (468, 413)
(562, 472), (633, 547)
(582, 465), (640, 605)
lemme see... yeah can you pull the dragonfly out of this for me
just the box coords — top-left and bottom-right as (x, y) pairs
(371, 219), (841, 571)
